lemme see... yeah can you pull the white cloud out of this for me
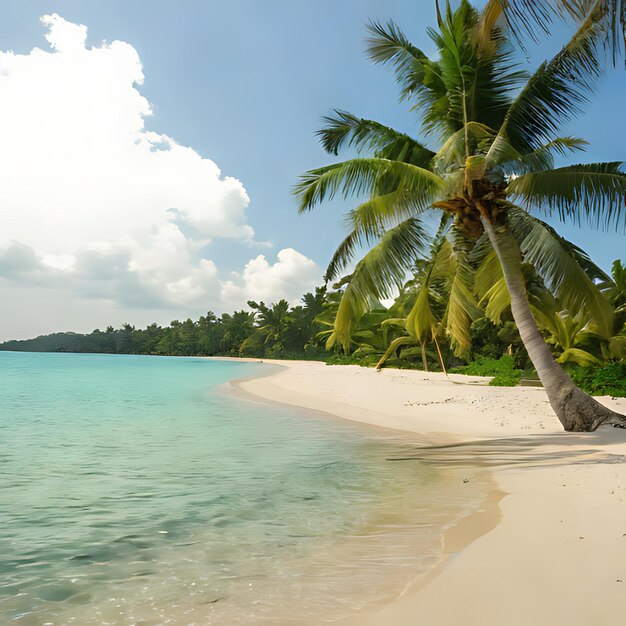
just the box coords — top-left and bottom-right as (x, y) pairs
(0, 14), (320, 334)
(0, 14), (251, 252)
(221, 248), (320, 307)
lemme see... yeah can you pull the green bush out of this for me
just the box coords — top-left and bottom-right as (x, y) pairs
(450, 355), (523, 387)
(571, 361), (626, 397)
(325, 353), (380, 367)
(470, 318), (503, 359)
(490, 369), (523, 387)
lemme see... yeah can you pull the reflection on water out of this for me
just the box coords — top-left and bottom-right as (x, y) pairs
(0, 353), (485, 625)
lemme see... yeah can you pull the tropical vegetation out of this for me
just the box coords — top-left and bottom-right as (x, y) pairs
(2, 257), (624, 399)
(0, 292), (328, 360)
(293, 0), (626, 430)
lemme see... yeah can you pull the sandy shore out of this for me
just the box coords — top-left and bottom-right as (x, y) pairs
(236, 360), (626, 626)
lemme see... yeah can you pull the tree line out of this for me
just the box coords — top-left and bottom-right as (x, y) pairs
(0, 288), (328, 359)
(2, 259), (624, 396)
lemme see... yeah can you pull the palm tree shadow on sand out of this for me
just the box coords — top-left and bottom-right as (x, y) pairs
(387, 429), (626, 469)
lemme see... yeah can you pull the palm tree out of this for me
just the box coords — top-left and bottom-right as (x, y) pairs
(606, 259), (626, 317)
(315, 283), (392, 357)
(294, 1), (626, 431)
(242, 300), (292, 356)
(219, 310), (256, 354)
(375, 219), (459, 372)
(603, 259), (626, 359)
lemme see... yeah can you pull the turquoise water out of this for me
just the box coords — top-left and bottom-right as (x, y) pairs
(0, 352), (482, 625)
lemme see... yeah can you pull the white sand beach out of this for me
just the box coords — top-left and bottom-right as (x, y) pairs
(237, 360), (626, 626)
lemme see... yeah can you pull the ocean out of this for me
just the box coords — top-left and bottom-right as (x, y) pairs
(0, 352), (482, 625)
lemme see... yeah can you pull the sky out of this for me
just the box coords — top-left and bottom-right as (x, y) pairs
(0, 1), (624, 341)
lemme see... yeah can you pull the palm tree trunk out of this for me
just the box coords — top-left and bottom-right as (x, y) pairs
(433, 334), (448, 375)
(480, 218), (625, 431)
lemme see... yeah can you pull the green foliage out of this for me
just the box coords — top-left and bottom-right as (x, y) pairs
(470, 318), (505, 358)
(477, 0), (624, 70)
(489, 369), (524, 387)
(324, 219), (428, 352)
(570, 362), (626, 397)
(507, 210), (615, 338)
(0, 288), (329, 360)
(508, 163), (626, 231)
(606, 260), (626, 331)
(450, 355), (524, 386)
(325, 353), (381, 367)
(295, 1), (622, 376)
(0, 331), (117, 354)
(317, 110), (434, 164)
(2, 266), (621, 396)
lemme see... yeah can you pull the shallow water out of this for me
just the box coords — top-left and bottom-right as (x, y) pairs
(0, 352), (484, 625)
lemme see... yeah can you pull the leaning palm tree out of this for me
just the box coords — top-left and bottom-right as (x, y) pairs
(294, 0), (626, 431)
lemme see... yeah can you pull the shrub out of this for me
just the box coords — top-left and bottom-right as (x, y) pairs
(325, 353), (380, 367)
(571, 361), (626, 397)
(490, 369), (523, 387)
(450, 355), (523, 387)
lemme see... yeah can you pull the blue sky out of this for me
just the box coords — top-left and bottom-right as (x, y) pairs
(0, 1), (624, 339)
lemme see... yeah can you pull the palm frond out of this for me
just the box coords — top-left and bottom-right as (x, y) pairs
(604, 259), (626, 301)
(324, 230), (361, 284)
(294, 158), (445, 213)
(489, 8), (606, 155)
(474, 248), (573, 332)
(537, 137), (590, 157)
(442, 227), (483, 357)
(344, 190), (433, 241)
(475, 250), (511, 324)
(433, 1), (528, 133)
(494, 137), (589, 177)
(406, 281), (439, 342)
(508, 208), (614, 337)
(478, 0), (557, 47)
(559, 0), (626, 66)
(324, 190), (435, 282)
(365, 19), (430, 100)
(403, 215), (481, 357)
(557, 347), (603, 366)
(433, 122), (497, 172)
(403, 214), (451, 343)
(479, 0), (624, 65)
(564, 241), (613, 285)
(318, 110), (435, 166)
(608, 333), (626, 359)
(375, 335), (420, 370)
(507, 162), (626, 229)
(326, 218), (427, 351)
(381, 317), (410, 344)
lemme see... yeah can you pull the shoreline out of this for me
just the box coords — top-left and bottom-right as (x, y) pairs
(228, 362), (506, 611)
(233, 359), (626, 625)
